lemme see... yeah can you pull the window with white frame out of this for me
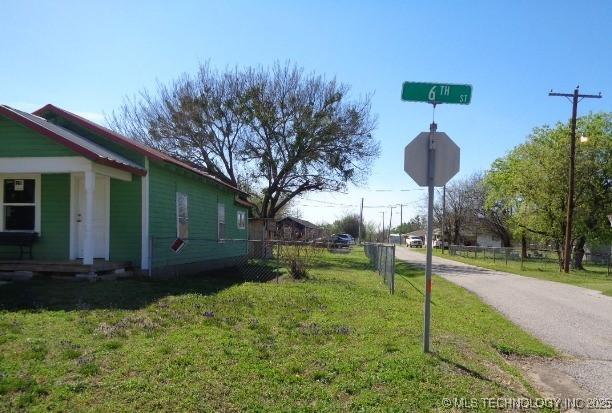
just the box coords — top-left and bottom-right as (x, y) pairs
(1, 176), (40, 232)
(237, 210), (246, 230)
(176, 192), (188, 240)
(218, 203), (225, 241)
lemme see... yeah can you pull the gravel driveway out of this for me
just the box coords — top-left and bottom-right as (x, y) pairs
(396, 247), (612, 400)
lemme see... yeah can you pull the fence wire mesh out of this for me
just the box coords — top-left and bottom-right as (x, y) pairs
(448, 245), (611, 276)
(149, 237), (341, 280)
(363, 243), (395, 293)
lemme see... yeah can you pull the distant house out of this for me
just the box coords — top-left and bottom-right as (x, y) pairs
(0, 104), (251, 276)
(276, 217), (322, 240)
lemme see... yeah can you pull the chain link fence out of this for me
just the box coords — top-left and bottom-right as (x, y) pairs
(149, 237), (337, 280)
(448, 245), (611, 276)
(363, 243), (395, 293)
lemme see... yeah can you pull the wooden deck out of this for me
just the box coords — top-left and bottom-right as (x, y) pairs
(0, 259), (132, 274)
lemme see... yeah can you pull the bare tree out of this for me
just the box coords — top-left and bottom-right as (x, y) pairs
(108, 64), (250, 187)
(241, 64), (378, 217)
(108, 62), (379, 217)
(433, 173), (512, 246)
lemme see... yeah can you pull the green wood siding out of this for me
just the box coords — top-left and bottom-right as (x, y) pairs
(148, 161), (247, 269)
(109, 177), (141, 264)
(46, 115), (145, 167)
(0, 174), (70, 260)
(0, 115), (77, 157)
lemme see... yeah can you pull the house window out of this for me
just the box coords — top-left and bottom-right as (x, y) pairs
(491, 234), (500, 241)
(1, 177), (40, 232)
(237, 210), (246, 230)
(176, 192), (188, 240)
(218, 203), (225, 241)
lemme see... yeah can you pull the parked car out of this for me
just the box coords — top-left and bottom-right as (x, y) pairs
(406, 236), (423, 248)
(329, 234), (351, 248)
(338, 233), (356, 245)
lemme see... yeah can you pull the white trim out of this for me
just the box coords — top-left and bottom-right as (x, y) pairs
(82, 171), (95, 265)
(0, 174), (41, 233)
(0, 157), (132, 182)
(141, 158), (150, 270)
(0, 157), (91, 173)
(93, 163), (132, 182)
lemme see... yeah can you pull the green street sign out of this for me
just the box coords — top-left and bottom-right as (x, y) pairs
(401, 82), (472, 105)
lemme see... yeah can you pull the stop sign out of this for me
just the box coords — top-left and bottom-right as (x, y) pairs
(404, 132), (460, 187)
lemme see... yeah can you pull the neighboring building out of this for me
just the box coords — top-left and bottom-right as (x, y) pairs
(276, 217), (322, 240)
(476, 232), (502, 248)
(0, 104), (250, 276)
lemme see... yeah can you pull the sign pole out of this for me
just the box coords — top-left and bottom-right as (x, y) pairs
(424, 119), (436, 353)
(402, 80), (465, 354)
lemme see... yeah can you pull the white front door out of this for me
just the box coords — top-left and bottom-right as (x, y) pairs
(74, 175), (109, 259)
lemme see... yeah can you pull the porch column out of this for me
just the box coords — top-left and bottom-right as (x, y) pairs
(82, 171), (95, 265)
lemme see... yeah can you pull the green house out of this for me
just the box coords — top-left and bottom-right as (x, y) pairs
(0, 104), (250, 276)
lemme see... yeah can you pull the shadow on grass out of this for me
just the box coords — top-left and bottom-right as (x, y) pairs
(434, 353), (530, 398)
(0, 266), (276, 312)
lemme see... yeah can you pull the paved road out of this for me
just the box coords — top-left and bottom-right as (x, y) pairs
(395, 247), (612, 399)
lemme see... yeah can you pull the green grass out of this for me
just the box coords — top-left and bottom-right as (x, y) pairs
(0, 249), (556, 412)
(414, 247), (612, 296)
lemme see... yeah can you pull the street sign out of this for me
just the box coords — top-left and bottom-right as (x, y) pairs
(404, 131), (460, 187)
(401, 82), (472, 105)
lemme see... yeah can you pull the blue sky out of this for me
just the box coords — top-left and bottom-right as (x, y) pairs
(1, 1), (610, 228)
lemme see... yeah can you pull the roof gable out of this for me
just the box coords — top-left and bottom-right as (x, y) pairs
(0, 105), (146, 176)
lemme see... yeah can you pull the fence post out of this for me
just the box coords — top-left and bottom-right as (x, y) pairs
(493, 248), (496, 263)
(391, 245), (395, 294)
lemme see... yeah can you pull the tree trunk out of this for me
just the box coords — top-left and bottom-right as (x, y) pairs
(502, 232), (512, 248)
(572, 235), (586, 270)
(521, 234), (527, 259)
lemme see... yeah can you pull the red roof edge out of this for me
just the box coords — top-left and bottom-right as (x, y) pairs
(234, 195), (256, 208)
(0, 105), (146, 176)
(32, 104), (247, 195)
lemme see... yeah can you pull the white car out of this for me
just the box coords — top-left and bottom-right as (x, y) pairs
(406, 236), (423, 248)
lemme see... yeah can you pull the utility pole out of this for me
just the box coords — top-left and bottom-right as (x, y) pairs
(549, 86), (602, 273)
(358, 197), (364, 244)
(388, 206), (394, 243)
(400, 204), (403, 245)
(441, 185), (446, 254)
(380, 211), (385, 243)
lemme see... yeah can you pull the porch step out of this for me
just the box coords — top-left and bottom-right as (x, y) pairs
(0, 260), (132, 274)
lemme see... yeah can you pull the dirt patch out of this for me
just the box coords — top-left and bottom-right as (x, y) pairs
(511, 356), (608, 412)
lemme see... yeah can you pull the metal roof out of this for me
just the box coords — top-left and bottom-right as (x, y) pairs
(33, 104), (247, 195)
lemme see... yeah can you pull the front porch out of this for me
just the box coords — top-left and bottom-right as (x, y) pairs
(0, 259), (132, 275)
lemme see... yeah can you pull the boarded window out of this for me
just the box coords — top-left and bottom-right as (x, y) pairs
(218, 203), (225, 241)
(176, 192), (188, 240)
(2, 179), (36, 231)
(237, 210), (246, 230)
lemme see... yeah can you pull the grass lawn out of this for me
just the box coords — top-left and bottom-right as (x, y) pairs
(0, 249), (556, 412)
(414, 247), (612, 297)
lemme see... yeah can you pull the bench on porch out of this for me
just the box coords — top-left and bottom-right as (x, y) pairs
(0, 232), (39, 259)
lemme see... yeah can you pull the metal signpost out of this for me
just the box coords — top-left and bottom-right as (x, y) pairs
(402, 81), (468, 353)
